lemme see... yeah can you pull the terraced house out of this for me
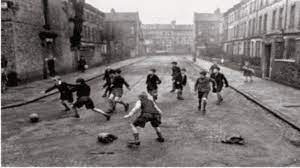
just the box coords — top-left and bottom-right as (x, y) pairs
(222, 0), (300, 88)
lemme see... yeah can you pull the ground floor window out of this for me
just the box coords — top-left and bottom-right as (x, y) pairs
(286, 38), (296, 60)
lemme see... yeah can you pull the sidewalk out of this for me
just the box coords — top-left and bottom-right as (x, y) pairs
(186, 56), (300, 130)
(1, 56), (147, 109)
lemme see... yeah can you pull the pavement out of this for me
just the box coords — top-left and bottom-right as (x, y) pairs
(2, 55), (300, 166)
(1, 56), (147, 109)
(185, 56), (300, 131)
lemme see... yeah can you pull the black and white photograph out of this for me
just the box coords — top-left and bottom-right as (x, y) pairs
(1, 0), (300, 166)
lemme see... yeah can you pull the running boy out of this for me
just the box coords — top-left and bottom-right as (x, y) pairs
(71, 78), (110, 120)
(124, 92), (165, 147)
(194, 71), (216, 114)
(107, 69), (130, 113)
(43, 76), (74, 112)
(102, 67), (114, 97)
(170, 61), (181, 93)
(210, 67), (229, 105)
(146, 69), (162, 101)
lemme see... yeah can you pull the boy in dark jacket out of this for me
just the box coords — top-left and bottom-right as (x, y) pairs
(124, 92), (164, 147)
(71, 78), (110, 120)
(78, 56), (87, 73)
(146, 69), (162, 101)
(194, 71), (216, 114)
(170, 62), (181, 93)
(102, 67), (114, 97)
(107, 69), (131, 113)
(43, 76), (74, 112)
(210, 67), (229, 105)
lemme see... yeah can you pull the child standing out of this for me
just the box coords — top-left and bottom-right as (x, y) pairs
(107, 69), (131, 113)
(146, 69), (162, 101)
(124, 92), (164, 147)
(43, 76), (74, 112)
(194, 71), (216, 114)
(210, 67), (229, 105)
(242, 61), (255, 82)
(71, 78), (110, 120)
(170, 62), (181, 93)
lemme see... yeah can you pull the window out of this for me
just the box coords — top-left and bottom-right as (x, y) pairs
(278, 7), (283, 29)
(272, 10), (277, 30)
(252, 18), (256, 35)
(248, 20), (252, 36)
(289, 4), (296, 28)
(286, 38), (296, 60)
(259, 15), (263, 34)
(263, 14), (268, 33)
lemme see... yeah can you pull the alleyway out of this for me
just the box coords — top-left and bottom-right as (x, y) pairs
(2, 56), (300, 166)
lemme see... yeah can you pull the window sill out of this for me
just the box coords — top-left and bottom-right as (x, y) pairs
(274, 59), (296, 63)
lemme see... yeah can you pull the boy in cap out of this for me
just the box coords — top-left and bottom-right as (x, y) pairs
(170, 61), (181, 93)
(71, 78), (110, 120)
(194, 71), (216, 114)
(107, 69), (131, 113)
(210, 67), (229, 105)
(146, 68), (162, 101)
(43, 76), (74, 112)
(124, 92), (165, 147)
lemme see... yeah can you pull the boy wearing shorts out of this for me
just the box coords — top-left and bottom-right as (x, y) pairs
(71, 78), (110, 120)
(146, 69), (162, 101)
(124, 92), (165, 146)
(210, 67), (229, 105)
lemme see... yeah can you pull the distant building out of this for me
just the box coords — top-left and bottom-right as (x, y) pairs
(222, 0), (300, 88)
(193, 10), (223, 57)
(104, 9), (144, 60)
(142, 21), (193, 55)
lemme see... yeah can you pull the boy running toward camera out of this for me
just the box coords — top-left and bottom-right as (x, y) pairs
(194, 71), (216, 114)
(146, 69), (162, 101)
(210, 67), (229, 105)
(124, 92), (165, 147)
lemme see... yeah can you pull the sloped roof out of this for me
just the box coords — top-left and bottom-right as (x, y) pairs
(105, 12), (140, 22)
(84, 3), (105, 17)
(194, 13), (221, 22)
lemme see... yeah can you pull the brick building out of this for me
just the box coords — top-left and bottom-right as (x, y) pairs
(104, 9), (144, 60)
(222, 0), (300, 88)
(194, 10), (223, 57)
(1, 0), (107, 83)
(142, 21), (193, 55)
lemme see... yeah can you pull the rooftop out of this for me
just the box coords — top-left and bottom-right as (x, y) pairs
(105, 11), (140, 22)
(194, 13), (221, 22)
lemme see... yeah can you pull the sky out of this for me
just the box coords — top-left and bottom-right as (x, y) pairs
(86, 0), (240, 24)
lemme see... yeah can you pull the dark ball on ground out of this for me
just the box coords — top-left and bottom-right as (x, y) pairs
(29, 113), (39, 123)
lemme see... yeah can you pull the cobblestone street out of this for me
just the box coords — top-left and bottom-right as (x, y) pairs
(2, 56), (300, 166)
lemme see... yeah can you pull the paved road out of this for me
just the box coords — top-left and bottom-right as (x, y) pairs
(2, 56), (300, 166)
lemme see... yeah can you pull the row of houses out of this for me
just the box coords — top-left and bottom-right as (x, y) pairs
(1, 0), (145, 82)
(222, 0), (300, 88)
(142, 21), (193, 54)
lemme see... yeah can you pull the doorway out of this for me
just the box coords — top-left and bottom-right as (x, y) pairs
(264, 44), (272, 78)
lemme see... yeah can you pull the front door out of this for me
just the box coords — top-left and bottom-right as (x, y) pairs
(264, 44), (272, 78)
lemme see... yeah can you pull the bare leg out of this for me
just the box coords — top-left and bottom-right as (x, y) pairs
(71, 107), (80, 118)
(92, 108), (110, 121)
(129, 124), (140, 145)
(61, 100), (71, 111)
(115, 97), (129, 112)
(153, 127), (165, 142)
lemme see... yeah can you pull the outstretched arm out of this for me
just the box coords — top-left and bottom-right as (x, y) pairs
(154, 102), (162, 115)
(124, 100), (141, 118)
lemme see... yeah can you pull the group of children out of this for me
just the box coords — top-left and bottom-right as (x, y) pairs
(42, 60), (231, 147)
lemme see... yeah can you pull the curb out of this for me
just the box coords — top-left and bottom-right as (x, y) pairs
(186, 57), (300, 131)
(1, 57), (147, 109)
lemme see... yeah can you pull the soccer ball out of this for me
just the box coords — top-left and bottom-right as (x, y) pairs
(97, 133), (118, 144)
(29, 113), (39, 123)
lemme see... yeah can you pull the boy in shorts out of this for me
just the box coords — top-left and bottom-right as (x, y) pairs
(107, 69), (131, 113)
(43, 76), (74, 112)
(194, 71), (216, 114)
(210, 67), (229, 105)
(71, 78), (110, 120)
(102, 66), (114, 97)
(146, 69), (162, 101)
(170, 62), (181, 93)
(124, 92), (165, 146)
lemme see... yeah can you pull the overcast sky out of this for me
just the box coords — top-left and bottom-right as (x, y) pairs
(86, 0), (240, 24)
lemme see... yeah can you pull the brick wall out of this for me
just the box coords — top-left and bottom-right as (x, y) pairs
(271, 61), (300, 89)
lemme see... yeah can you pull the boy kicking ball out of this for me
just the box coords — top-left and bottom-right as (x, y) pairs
(124, 92), (165, 147)
(71, 78), (110, 120)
